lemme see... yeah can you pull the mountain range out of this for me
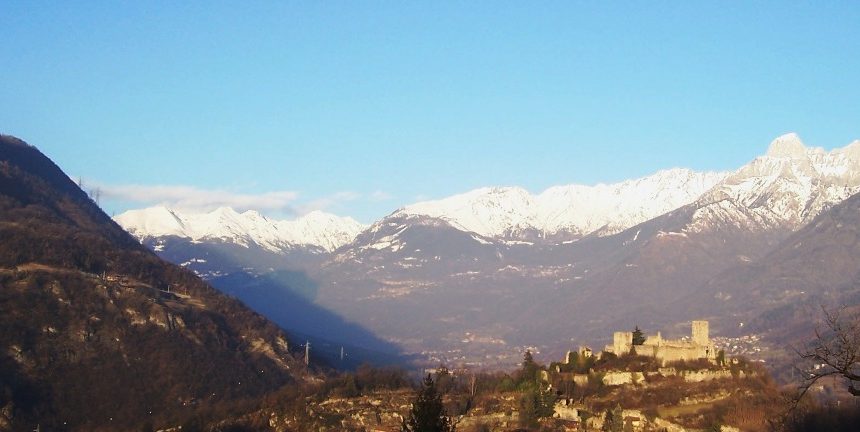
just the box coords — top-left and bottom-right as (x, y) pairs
(115, 133), (860, 371)
(116, 206), (365, 253)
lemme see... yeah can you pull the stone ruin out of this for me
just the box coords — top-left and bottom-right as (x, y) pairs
(604, 320), (716, 366)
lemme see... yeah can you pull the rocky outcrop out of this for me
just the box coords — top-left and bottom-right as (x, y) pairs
(656, 367), (749, 382)
(602, 371), (645, 386)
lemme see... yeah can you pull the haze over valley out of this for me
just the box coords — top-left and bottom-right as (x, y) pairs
(4, 2), (860, 431)
(114, 133), (860, 373)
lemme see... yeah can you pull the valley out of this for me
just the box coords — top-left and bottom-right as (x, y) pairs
(116, 134), (860, 377)
(5, 3), (860, 430)
(3, 125), (860, 432)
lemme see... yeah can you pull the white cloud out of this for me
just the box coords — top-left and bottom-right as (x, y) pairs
(96, 180), (394, 219)
(293, 190), (393, 214)
(369, 190), (394, 201)
(99, 183), (299, 213)
(297, 190), (362, 214)
(331, 191), (362, 201)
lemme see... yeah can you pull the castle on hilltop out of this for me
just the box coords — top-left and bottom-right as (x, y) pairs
(605, 320), (716, 366)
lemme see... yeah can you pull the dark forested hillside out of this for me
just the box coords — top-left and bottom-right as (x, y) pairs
(0, 135), (305, 431)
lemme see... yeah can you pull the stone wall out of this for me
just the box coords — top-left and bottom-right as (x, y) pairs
(635, 342), (715, 366)
(602, 371), (644, 386)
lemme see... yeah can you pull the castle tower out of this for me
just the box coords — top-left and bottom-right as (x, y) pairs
(613, 331), (633, 355)
(692, 320), (709, 346)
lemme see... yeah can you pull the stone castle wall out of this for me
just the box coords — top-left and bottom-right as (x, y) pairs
(635, 342), (715, 365)
(603, 321), (715, 366)
(692, 320), (709, 346)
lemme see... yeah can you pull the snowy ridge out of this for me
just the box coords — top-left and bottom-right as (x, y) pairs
(686, 133), (860, 233)
(395, 168), (727, 239)
(116, 133), (860, 251)
(115, 207), (366, 252)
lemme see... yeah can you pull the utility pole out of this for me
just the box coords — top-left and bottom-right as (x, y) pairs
(340, 346), (344, 362)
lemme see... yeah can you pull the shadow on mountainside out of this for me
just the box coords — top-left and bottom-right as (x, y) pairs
(210, 270), (412, 369)
(133, 227), (411, 368)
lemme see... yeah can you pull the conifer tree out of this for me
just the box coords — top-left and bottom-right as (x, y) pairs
(518, 382), (557, 428)
(520, 350), (540, 384)
(402, 374), (455, 432)
(632, 326), (646, 346)
(603, 405), (624, 432)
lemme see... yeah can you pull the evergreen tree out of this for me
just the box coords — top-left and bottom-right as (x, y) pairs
(520, 350), (540, 384)
(632, 326), (646, 346)
(518, 384), (555, 428)
(603, 405), (624, 432)
(518, 386), (539, 428)
(517, 363), (557, 429)
(402, 374), (455, 432)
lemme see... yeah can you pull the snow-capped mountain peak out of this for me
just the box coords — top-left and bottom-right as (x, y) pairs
(397, 186), (537, 238)
(275, 210), (366, 252)
(765, 132), (807, 158)
(115, 207), (366, 253)
(687, 133), (860, 233)
(394, 168), (727, 239)
(115, 206), (187, 238)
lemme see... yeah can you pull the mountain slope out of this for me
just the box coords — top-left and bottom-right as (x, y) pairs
(689, 190), (860, 331)
(0, 135), (304, 431)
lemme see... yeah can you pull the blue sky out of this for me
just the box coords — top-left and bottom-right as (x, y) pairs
(2, 1), (859, 222)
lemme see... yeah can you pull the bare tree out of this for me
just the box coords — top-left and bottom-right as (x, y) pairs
(797, 306), (860, 397)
